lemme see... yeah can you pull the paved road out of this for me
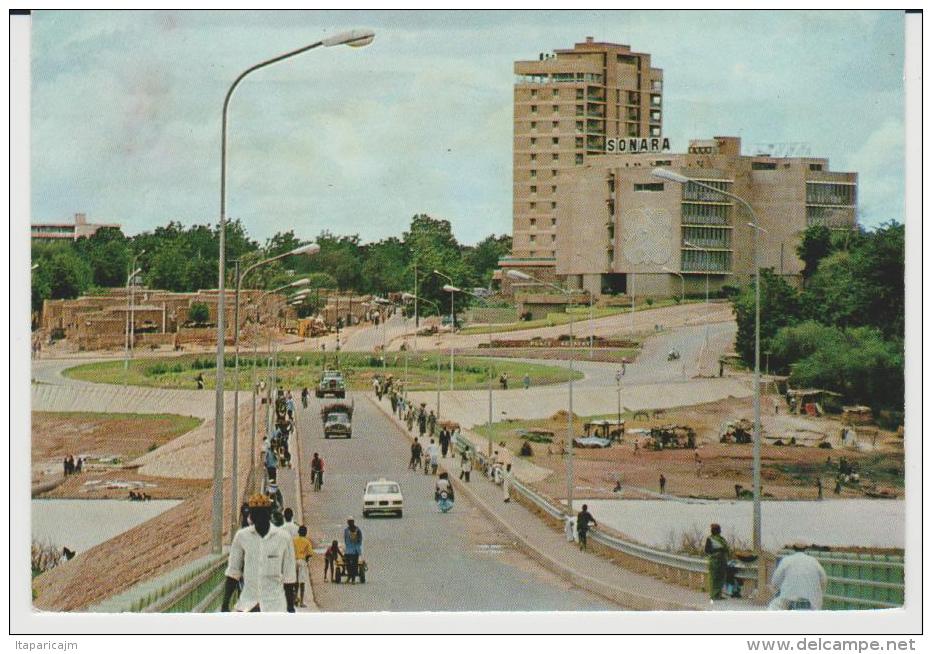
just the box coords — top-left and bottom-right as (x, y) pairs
(294, 392), (614, 611)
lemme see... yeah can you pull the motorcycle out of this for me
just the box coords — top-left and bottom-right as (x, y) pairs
(436, 490), (454, 513)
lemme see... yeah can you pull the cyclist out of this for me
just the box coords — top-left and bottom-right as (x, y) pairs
(311, 452), (324, 491)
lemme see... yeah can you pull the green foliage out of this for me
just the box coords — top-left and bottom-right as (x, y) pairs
(732, 269), (802, 363)
(462, 234), (512, 287)
(796, 224), (834, 280)
(188, 302), (210, 324)
(404, 214), (471, 317)
(771, 322), (903, 411)
(801, 222), (904, 339)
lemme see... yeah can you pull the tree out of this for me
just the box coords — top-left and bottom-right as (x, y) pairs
(188, 302), (210, 324)
(403, 214), (470, 316)
(463, 234), (511, 287)
(796, 225), (834, 281)
(731, 269), (802, 365)
(801, 221), (904, 338)
(360, 237), (410, 295)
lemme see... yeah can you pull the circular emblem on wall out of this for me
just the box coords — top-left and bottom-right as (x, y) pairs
(622, 205), (673, 265)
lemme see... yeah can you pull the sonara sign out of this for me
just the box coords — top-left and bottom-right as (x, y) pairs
(606, 137), (671, 154)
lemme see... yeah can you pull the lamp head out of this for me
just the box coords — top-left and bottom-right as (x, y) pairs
(442, 284), (461, 293)
(506, 270), (532, 282)
(289, 278), (311, 288)
(290, 244), (320, 256)
(651, 168), (691, 184)
(322, 29), (375, 48)
(401, 292), (416, 302)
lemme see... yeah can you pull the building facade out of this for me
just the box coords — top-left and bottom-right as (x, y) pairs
(506, 37), (663, 277)
(552, 136), (857, 298)
(31, 213), (121, 240)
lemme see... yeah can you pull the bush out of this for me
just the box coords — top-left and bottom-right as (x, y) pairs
(645, 298), (654, 306)
(188, 302), (210, 325)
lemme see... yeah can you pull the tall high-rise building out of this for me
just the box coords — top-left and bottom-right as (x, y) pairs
(507, 37), (663, 272)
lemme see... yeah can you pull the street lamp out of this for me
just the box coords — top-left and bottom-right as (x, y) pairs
(212, 29), (374, 554)
(123, 250), (145, 386)
(443, 284), (496, 458)
(434, 270), (456, 391)
(507, 269), (578, 513)
(661, 266), (685, 302)
(228, 246), (318, 540)
(652, 167), (764, 562)
(405, 294), (442, 421)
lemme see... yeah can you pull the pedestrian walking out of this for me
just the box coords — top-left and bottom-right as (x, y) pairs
(282, 508), (299, 539)
(459, 450), (472, 482)
(406, 407), (415, 432)
(816, 477), (823, 500)
(323, 540), (341, 583)
(439, 428), (450, 458)
(428, 439), (440, 475)
(502, 464), (511, 503)
(659, 473), (666, 495)
(523, 373), (530, 390)
(264, 442), (278, 484)
(221, 494), (296, 612)
(768, 544), (828, 610)
(417, 405), (427, 437)
(427, 410), (437, 438)
(499, 372), (509, 390)
(343, 517), (363, 583)
(576, 504), (597, 550)
(704, 523), (730, 600)
(301, 387), (309, 409)
(196, 372), (205, 389)
(293, 525), (312, 608)
(773, 398), (780, 415)
(409, 438), (423, 470)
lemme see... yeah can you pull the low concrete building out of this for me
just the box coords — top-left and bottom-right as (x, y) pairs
(31, 213), (121, 240)
(506, 136), (857, 299)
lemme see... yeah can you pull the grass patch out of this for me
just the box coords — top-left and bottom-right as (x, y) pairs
(459, 298), (698, 335)
(62, 353), (582, 392)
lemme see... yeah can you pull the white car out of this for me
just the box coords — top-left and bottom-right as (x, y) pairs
(363, 478), (403, 518)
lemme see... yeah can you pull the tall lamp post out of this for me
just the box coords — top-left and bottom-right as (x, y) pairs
(442, 284), (495, 458)
(229, 248), (317, 537)
(404, 294), (442, 420)
(433, 270), (456, 391)
(211, 29), (375, 554)
(652, 167), (763, 561)
(123, 249), (145, 386)
(506, 269), (578, 513)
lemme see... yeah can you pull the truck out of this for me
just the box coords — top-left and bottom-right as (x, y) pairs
(316, 369), (346, 398)
(321, 401), (354, 439)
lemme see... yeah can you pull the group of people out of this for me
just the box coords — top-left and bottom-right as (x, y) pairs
(263, 389), (300, 484)
(704, 523), (828, 610)
(62, 454), (83, 476)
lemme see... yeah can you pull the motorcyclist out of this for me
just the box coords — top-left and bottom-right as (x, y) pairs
(434, 472), (454, 503)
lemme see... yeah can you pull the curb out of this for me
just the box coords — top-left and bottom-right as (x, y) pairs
(366, 394), (705, 611)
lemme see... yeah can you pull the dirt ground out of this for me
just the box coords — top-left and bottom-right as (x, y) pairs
(40, 469), (210, 500)
(31, 411), (202, 490)
(514, 394), (903, 502)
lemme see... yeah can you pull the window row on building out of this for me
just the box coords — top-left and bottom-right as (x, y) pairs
(805, 182), (856, 206)
(681, 249), (732, 273)
(515, 72), (605, 84)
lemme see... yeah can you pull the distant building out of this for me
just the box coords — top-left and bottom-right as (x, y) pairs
(509, 37), (664, 274)
(31, 213), (121, 240)
(533, 135), (858, 299)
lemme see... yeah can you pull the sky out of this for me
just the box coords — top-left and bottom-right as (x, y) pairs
(30, 10), (906, 245)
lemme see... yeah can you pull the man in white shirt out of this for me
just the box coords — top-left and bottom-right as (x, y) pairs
(769, 545), (828, 610)
(222, 494), (297, 612)
(282, 507), (299, 538)
(427, 439), (440, 475)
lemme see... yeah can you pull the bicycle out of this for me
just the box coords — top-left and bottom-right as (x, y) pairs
(312, 469), (323, 492)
